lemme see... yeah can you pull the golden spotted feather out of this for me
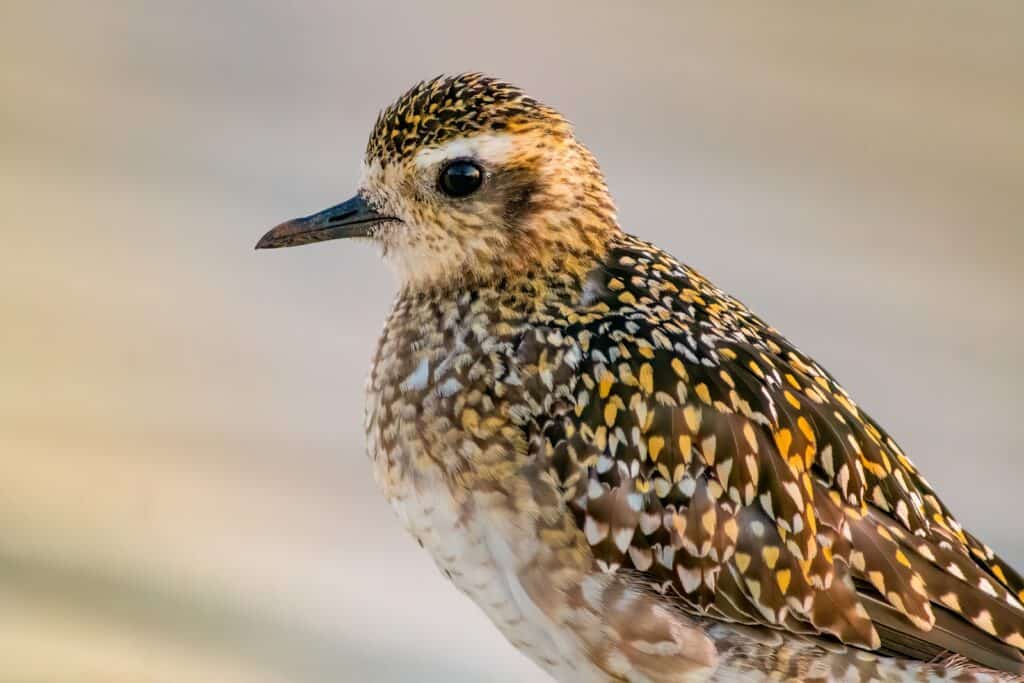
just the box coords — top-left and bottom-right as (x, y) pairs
(516, 232), (1024, 673)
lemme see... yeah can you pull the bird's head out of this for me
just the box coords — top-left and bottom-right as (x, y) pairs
(257, 74), (618, 290)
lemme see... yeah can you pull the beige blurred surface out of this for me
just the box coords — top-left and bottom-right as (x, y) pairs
(2, 2), (1022, 681)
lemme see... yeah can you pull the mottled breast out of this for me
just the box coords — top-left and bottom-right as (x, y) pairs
(363, 285), (615, 680)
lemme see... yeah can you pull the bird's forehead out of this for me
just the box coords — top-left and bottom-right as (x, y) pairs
(364, 73), (559, 165)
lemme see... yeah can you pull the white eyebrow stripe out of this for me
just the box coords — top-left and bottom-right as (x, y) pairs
(413, 133), (515, 169)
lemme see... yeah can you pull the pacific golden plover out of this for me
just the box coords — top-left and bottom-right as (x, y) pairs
(257, 74), (1024, 682)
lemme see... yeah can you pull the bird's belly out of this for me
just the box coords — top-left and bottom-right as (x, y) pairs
(373, 458), (610, 682)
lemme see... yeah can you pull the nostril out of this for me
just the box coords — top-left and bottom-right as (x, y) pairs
(324, 208), (359, 225)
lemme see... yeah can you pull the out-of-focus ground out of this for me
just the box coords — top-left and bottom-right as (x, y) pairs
(1, 2), (1022, 681)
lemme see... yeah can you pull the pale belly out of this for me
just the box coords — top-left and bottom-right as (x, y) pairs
(375, 463), (612, 683)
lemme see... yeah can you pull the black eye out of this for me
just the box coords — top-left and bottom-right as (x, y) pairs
(439, 160), (483, 198)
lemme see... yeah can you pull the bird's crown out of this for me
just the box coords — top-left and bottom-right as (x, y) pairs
(366, 73), (564, 164)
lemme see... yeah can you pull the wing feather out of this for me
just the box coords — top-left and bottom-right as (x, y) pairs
(531, 235), (1024, 673)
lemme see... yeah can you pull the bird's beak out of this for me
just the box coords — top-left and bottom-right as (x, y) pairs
(255, 193), (388, 249)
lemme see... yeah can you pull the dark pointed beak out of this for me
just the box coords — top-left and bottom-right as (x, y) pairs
(255, 194), (389, 249)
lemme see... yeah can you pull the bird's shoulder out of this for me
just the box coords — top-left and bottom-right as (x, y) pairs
(514, 232), (1024, 672)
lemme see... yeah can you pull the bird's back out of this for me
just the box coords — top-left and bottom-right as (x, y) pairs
(514, 232), (1024, 678)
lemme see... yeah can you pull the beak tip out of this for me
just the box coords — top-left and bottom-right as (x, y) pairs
(255, 222), (293, 250)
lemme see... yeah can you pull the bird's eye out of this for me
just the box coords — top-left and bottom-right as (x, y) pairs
(438, 160), (483, 198)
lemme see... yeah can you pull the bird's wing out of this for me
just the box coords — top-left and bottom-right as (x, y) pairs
(522, 235), (1024, 673)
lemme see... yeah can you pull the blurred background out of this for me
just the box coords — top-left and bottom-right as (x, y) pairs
(2, 1), (1022, 681)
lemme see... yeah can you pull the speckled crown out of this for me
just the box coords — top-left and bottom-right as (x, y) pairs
(365, 73), (565, 162)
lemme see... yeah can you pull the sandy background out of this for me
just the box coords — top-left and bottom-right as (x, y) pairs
(2, 2), (1022, 681)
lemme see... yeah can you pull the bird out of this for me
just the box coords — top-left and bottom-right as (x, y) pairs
(256, 73), (1024, 682)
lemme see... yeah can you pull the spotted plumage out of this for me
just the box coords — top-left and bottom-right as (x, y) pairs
(367, 74), (562, 162)
(258, 74), (1024, 681)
